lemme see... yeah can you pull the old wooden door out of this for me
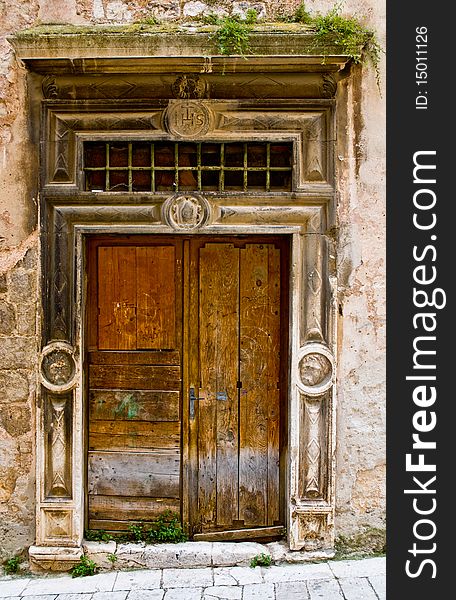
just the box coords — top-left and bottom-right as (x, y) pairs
(86, 236), (287, 537)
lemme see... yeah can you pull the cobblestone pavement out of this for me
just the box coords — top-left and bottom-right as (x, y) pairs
(0, 557), (385, 600)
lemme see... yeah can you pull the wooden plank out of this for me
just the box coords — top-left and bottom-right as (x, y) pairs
(87, 240), (98, 351)
(89, 364), (181, 390)
(193, 525), (285, 542)
(239, 244), (280, 526)
(198, 243), (240, 530)
(89, 390), (180, 422)
(88, 450), (180, 497)
(98, 246), (137, 350)
(267, 246), (281, 525)
(88, 519), (171, 532)
(89, 495), (180, 522)
(137, 246), (176, 349)
(89, 350), (180, 366)
(214, 244), (240, 527)
(89, 420), (180, 451)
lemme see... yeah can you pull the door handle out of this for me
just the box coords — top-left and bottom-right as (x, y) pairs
(189, 387), (197, 420)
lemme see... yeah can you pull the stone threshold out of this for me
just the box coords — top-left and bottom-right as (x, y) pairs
(82, 540), (335, 571)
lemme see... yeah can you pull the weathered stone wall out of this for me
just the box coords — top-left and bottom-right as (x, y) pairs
(0, 0), (385, 557)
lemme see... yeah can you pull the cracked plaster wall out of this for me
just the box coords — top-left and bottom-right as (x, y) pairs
(0, 0), (385, 557)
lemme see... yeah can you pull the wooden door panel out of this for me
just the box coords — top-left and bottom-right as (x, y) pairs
(137, 246), (176, 349)
(194, 240), (283, 534)
(89, 390), (180, 422)
(198, 244), (240, 529)
(98, 246), (137, 350)
(87, 239), (182, 531)
(87, 236), (285, 535)
(89, 420), (181, 451)
(89, 364), (181, 390)
(89, 495), (180, 525)
(89, 350), (180, 366)
(88, 451), (180, 497)
(239, 244), (281, 526)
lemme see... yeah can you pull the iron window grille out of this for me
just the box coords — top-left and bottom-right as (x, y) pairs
(83, 141), (293, 193)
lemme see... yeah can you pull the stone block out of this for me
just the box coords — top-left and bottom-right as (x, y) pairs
(162, 567), (213, 588)
(127, 592), (165, 600)
(328, 556), (385, 579)
(82, 540), (117, 570)
(232, 2), (267, 20)
(367, 574), (386, 600)
(183, 1), (208, 17)
(0, 274), (7, 294)
(307, 578), (343, 599)
(0, 403), (31, 437)
(262, 563), (333, 584)
(106, 1), (133, 22)
(16, 248), (37, 270)
(7, 271), (36, 302)
(114, 569), (162, 590)
(0, 370), (30, 403)
(0, 302), (15, 334)
(213, 566), (263, 587)
(15, 304), (36, 336)
(338, 576), (378, 600)
(163, 590), (203, 600)
(275, 580), (310, 600)
(203, 586), (242, 599)
(211, 542), (267, 567)
(0, 338), (36, 370)
(0, 577), (30, 597)
(114, 543), (146, 570)
(28, 546), (82, 574)
(147, 1), (181, 20)
(242, 583), (275, 600)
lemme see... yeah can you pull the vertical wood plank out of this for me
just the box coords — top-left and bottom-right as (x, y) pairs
(239, 244), (280, 526)
(137, 246), (176, 349)
(198, 243), (240, 530)
(98, 246), (137, 350)
(267, 246), (281, 525)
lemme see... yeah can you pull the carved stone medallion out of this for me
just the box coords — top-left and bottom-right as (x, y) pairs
(171, 74), (208, 99)
(40, 342), (77, 393)
(162, 193), (211, 230)
(164, 101), (211, 138)
(296, 343), (334, 396)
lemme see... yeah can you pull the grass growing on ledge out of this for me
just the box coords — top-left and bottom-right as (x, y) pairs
(203, 10), (258, 56)
(279, 2), (383, 85)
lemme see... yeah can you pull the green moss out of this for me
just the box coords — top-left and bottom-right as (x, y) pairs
(335, 527), (386, 559)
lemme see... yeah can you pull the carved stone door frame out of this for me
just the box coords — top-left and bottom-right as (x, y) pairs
(9, 35), (346, 569)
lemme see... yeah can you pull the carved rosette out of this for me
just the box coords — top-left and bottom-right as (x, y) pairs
(171, 74), (208, 99)
(297, 343), (334, 396)
(162, 193), (211, 230)
(40, 342), (78, 393)
(163, 100), (212, 138)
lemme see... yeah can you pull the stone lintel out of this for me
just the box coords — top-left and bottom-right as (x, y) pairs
(8, 26), (352, 75)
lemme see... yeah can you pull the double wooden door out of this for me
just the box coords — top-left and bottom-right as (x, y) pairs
(86, 236), (288, 538)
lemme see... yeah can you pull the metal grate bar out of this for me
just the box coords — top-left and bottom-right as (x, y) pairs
(84, 141), (293, 193)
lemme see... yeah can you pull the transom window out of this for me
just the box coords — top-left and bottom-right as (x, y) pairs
(83, 141), (293, 193)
